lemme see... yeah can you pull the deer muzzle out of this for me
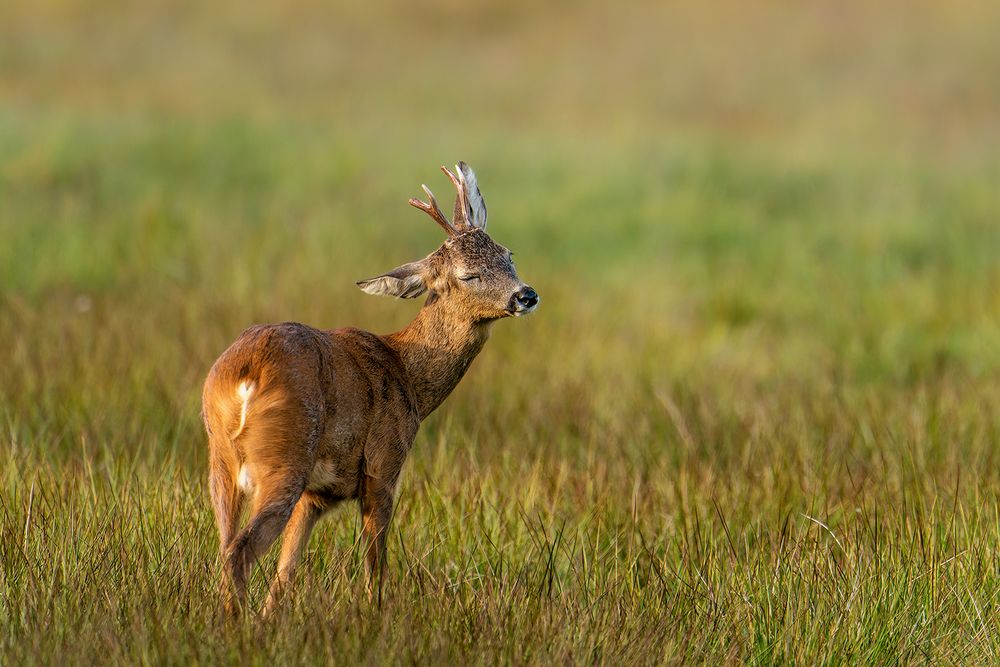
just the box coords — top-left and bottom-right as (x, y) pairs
(511, 286), (539, 315)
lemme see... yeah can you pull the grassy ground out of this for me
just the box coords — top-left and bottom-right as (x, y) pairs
(3, 1), (1000, 664)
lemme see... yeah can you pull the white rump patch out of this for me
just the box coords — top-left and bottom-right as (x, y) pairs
(238, 464), (254, 493)
(232, 380), (254, 439)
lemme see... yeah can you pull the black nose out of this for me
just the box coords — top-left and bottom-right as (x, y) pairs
(516, 287), (539, 309)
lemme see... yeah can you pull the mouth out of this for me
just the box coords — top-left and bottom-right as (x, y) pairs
(510, 298), (539, 316)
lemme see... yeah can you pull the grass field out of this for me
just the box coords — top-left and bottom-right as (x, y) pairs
(3, 1), (1000, 664)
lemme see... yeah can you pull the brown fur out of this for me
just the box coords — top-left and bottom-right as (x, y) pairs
(202, 164), (538, 615)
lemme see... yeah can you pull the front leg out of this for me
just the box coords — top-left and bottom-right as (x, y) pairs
(359, 412), (416, 604)
(360, 471), (398, 604)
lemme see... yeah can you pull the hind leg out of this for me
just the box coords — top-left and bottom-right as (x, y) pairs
(262, 496), (323, 616)
(209, 450), (244, 551)
(225, 469), (306, 614)
(209, 446), (245, 610)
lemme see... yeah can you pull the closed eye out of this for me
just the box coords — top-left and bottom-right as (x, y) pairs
(459, 274), (481, 282)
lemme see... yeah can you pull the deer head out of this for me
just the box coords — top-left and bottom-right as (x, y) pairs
(357, 162), (539, 321)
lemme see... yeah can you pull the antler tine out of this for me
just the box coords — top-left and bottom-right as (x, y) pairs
(441, 165), (469, 230)
(408, 184), (458, 237)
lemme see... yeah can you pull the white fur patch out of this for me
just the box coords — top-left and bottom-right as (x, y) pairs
(306, 459), (348, 494)
(232, 380), (254, 439)
(238, 464), (254, 493)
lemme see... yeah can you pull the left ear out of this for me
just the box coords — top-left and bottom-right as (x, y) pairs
(356, 259), (430, 299)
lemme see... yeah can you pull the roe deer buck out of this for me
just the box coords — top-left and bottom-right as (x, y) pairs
(202, 162), (539, 615)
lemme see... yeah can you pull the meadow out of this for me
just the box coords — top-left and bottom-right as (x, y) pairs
(2, 1), (1000, 663)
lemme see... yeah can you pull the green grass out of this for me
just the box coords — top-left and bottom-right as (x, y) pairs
(3, 1), (1000, 664)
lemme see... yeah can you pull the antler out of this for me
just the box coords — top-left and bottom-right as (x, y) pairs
(408, 184), (458, 237)
(408, 162), (486, 236)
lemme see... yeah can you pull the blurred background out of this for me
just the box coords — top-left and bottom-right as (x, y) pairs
(2, 0), (1000, 661)
(4, 0), (1000, 460)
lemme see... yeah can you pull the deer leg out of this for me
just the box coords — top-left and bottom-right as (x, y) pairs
(261, 496), (323, 617)
(209, 456), (243, 552)
(224, 472), (305, 615)
(360, 474), (397, 604)
(209, 446), (245, 604)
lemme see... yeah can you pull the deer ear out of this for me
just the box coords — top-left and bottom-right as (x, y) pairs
(457, 161), (487, 230)
(356, 260), (429, 299)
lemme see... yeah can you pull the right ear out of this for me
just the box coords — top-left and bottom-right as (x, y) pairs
(356, 259), (429, 299)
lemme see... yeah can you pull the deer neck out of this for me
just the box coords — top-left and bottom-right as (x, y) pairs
(384, 299), (492, 420)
